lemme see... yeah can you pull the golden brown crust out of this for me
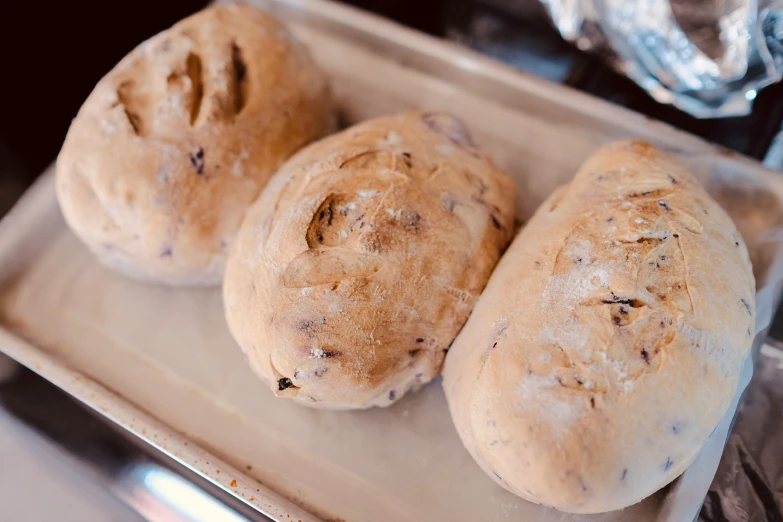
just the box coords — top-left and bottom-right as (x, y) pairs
(55, 4), (334, 285)
(224, 111), (516, 409)
(443, 140), (755, 513)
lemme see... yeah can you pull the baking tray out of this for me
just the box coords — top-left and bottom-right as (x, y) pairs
(2, 0), (783, 521)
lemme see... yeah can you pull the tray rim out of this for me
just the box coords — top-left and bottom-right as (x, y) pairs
(257, 0), (779, 179)
(1, 0), (782, 521)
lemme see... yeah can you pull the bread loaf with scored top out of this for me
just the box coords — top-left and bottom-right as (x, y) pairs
(56, 4), (334, 285)
(443, 140), (755, 513)
(224, 111), (516, 409)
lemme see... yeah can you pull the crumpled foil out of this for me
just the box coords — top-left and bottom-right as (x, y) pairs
(699, 341), (783, 522)
(539, 0), (783, 118)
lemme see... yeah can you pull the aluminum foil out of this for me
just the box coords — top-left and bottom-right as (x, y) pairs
(539, 0), (783, 118)
(699, 341), (783, 522)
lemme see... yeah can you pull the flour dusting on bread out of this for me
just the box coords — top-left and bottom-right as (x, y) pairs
(444, 140), (755, 514)
(224, 111), (516, 409)
(56, 4), (334, 285)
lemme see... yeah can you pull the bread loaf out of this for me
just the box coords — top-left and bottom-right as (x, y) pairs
(56, 4), (334, 285)
(224, 111), (516, 409)
(443, 140), (755, 513)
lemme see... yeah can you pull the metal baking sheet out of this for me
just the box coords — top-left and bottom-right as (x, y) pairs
(2, 0), (783, 520)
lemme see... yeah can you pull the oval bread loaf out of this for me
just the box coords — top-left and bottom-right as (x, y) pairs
(443, 140), (755, 513)
(56, 4), (334, 286)
(224, 111), (516, 409)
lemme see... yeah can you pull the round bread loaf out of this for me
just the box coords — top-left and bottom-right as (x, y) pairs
(443, 140), (755, 513)
(224, 111), (516, 409)
(56, 4), (334, 285)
